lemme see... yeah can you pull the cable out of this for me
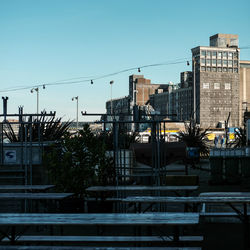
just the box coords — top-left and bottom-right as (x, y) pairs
(1, 44), (249, 94)
(0, 58), (190, 93)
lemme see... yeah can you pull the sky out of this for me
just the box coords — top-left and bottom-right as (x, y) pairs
(0, 0), (250, 122)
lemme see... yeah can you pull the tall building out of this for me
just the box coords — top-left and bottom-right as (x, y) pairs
(191, 33), (240, 128)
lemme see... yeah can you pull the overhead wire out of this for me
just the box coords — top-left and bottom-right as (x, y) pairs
(1, 45), (249, 94)
(0, 58), (190, 93)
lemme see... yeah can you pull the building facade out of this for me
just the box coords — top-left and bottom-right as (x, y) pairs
(105, 75), (169, 129)
(149, 72), (193, 121)
(129, 75), (169, 106)
(191, 33), (240, 128)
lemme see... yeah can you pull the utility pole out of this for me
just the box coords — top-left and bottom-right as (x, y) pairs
(2, 96), (8, 122)
(31, 88), (39, 115)
(110, 80), (114, 119)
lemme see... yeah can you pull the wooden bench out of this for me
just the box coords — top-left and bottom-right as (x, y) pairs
(0, 185), (55, 192)
(0, 212), (200, 247)
(0, 246), (202, 250)
(2, 235), (203, 246)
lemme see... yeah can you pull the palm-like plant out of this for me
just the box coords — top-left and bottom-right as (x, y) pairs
(232, 127), (247, 148)
(174, 118), (210, 156)
(3, 116), (71, 142)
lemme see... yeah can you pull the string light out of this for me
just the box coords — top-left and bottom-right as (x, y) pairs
(0, 57), (204, 93)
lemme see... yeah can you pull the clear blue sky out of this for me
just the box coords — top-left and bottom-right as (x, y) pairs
(0, 0), (250, 122)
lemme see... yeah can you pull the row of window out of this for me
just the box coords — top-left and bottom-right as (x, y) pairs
(201, 50), (238, 59)
(203, 82), (231, 90)
(200, 59), (238, 67)
(201, 67), (238, 73)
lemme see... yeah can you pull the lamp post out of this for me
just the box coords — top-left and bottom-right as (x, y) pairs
(131, 79), (138, 132)
(30, 87), (39, 114)
(110, 80), (114, 118)
(72, 96), (79, 131)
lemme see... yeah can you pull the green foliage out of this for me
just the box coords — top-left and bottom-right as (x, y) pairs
(45, 124), (116, 197)
(4, 116), (71, 142)
(174, 119), (210, 156)
(232, 127), (247, 148)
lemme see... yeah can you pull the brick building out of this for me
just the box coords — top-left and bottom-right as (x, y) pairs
(106, 75), (169, 117)
(149, 75), (193, 121)
(105, 34), (249, 130)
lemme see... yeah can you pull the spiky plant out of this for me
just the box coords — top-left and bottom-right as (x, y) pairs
(232, 127), (247, 148)
(3, 116), (72, 142)
(174, 119), (210, 156)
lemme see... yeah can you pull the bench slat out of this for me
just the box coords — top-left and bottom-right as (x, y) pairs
(3, 235), (203, 242)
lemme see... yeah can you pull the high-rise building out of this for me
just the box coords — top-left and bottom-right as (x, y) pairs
(191, 34), (240, 128)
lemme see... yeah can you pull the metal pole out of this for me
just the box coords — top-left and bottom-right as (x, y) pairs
(110, 81), (114, 118)
(36, 88), (39, 115)
(72, 96), (79, 132)
(76, 96), (79, 131)
(111, 84), (112, 116)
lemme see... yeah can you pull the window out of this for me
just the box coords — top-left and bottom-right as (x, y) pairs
(233, 52), (238, 58)
(201, 50), (206, 57)
(223, 60), (227, 66)
(218, 52), (222, 58)
(212, 59), (216, 65)
(201, 66), (206, 71)
(207, 59), (211, 65)
(228, 52), (233, 59)
(228, 60), (233, 67)
(217, 59), (222, 66)
(223, 52), (227, 58)
(207, 51), (211, 57)
(214, 83), (220, 89)
(212, 67), (216, 72)
(223, 68), (228, 72)
(207, 67), (211, 71)
(218, 67), (222, 72)
(233, 60), (238, 67)
(228, 68), (233, 73)
(201, 58), (205, 64)
(212, 51), (217, 57)
(203, 83), (210, 89)
(234, 68), (238, 73)
(225, 83), (231, 90)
